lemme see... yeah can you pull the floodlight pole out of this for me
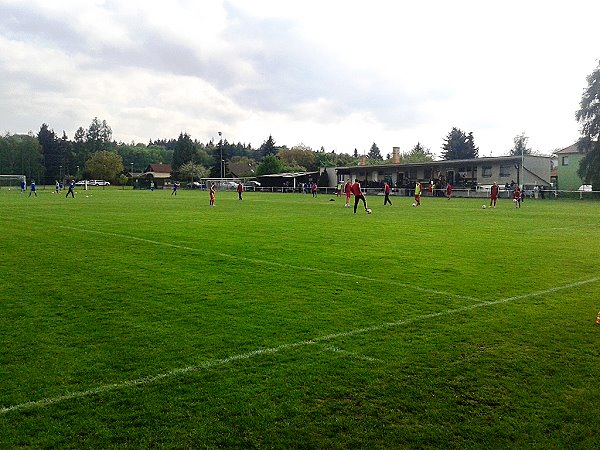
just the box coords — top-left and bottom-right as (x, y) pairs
(521, 147), (524, 189)
(218, 131), (223, 179)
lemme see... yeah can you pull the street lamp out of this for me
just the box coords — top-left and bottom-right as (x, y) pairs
(218, 131), (223, 179)
(521, 147), (525, 190)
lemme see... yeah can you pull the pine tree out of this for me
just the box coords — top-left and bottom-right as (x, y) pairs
(441, 128), (478, 160)
(367, 142), (383, 160)
(576, 60), (600, 189)
(172, 132), (196, 170)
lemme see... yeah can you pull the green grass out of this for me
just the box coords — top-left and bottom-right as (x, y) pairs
(1, 187), (599, 448)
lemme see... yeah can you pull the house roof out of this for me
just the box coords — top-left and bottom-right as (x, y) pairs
(555, 143), (579, 154)
(146, 163), (172, 173)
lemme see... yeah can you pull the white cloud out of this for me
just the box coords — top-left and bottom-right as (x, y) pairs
(0, 0), (598, 155)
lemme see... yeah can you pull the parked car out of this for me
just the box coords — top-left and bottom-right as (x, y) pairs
(89, 180), (110, 186)
(187, 181), (206, 190)
(244, 180), (261, 188)
(75, 180), (87, 186)
(221, 181), (239, 189)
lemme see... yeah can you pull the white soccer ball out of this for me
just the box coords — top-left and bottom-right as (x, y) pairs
(482, 204), (486, 209)
(366, 208), (372, 214)
(412, 202), (416, 207)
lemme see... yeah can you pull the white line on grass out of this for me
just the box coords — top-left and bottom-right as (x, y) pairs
(2, 276), (598, 416)
(59, 226), (483, 302)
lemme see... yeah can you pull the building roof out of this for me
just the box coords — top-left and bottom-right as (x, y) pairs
(335, 155), (550, 172)
(555, 143), (579, 154)
(258, 171), (319, 178)
(146, 163), (172, 173)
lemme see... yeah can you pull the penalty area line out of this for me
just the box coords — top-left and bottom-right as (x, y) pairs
(2, 276), (598, 416)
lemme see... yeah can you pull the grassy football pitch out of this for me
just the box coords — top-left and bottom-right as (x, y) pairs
(1, 187), (599, 448)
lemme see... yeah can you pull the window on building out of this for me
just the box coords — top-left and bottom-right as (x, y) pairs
(482, 166), (492, 177)
(499, 165), (512, 177)
(562, 156), (569, 166)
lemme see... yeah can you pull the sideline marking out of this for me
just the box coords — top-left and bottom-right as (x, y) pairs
(59, 226), (483, 302)
(2, 276), (598, 416)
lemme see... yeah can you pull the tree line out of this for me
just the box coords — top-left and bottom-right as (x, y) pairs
(0, 121), (489, 185)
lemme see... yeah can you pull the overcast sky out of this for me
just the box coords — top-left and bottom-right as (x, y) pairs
(1, 0), (599, 157)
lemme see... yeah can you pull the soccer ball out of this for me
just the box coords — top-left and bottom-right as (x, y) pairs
(366, 208), (372, 214)
(412, 202), (416, 207)
(482, 204), (487, 209)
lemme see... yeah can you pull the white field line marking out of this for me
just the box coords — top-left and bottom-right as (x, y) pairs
(2, 276), (598, 416)
(59, 226), (482, 302)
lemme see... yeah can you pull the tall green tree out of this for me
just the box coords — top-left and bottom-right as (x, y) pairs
(0, 134), (44, 179)
(171, 132), (196, 170)
(576, 60), (600, 189)
(402, 142), (434, 163)
(278, 144), (317, 171)
(85, 150), (124, 182)
(367, 142), (383, 160)
(441, 128), (479, 160)
(510, 133), (532, 156)
(178, 161), (209, 183)
(256, 155), (284, 175)
(86, 117), (113, 153)
(257, 135), (277, 160)
(37, 123), (60, 180)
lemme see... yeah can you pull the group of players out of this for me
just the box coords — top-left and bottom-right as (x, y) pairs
(338, 178), (521, 213)
(21, 177), (522, 210)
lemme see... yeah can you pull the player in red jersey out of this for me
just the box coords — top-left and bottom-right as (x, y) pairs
(209, 183), (216, 206)
(512, 186), (521, 208)
(344, 179), (352, 208)
(351, 180), (368, 214)
(446, 183), (453, 200)
(490, 181), (499, 208)
(236, 182), (244, 200)
(383, 181), (392, 206)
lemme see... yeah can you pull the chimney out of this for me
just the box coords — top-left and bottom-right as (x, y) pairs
(392, 147), (401, 164)
(359, 155), (367, 166)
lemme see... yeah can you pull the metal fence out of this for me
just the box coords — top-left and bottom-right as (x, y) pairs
(243, 186), (600, 200)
